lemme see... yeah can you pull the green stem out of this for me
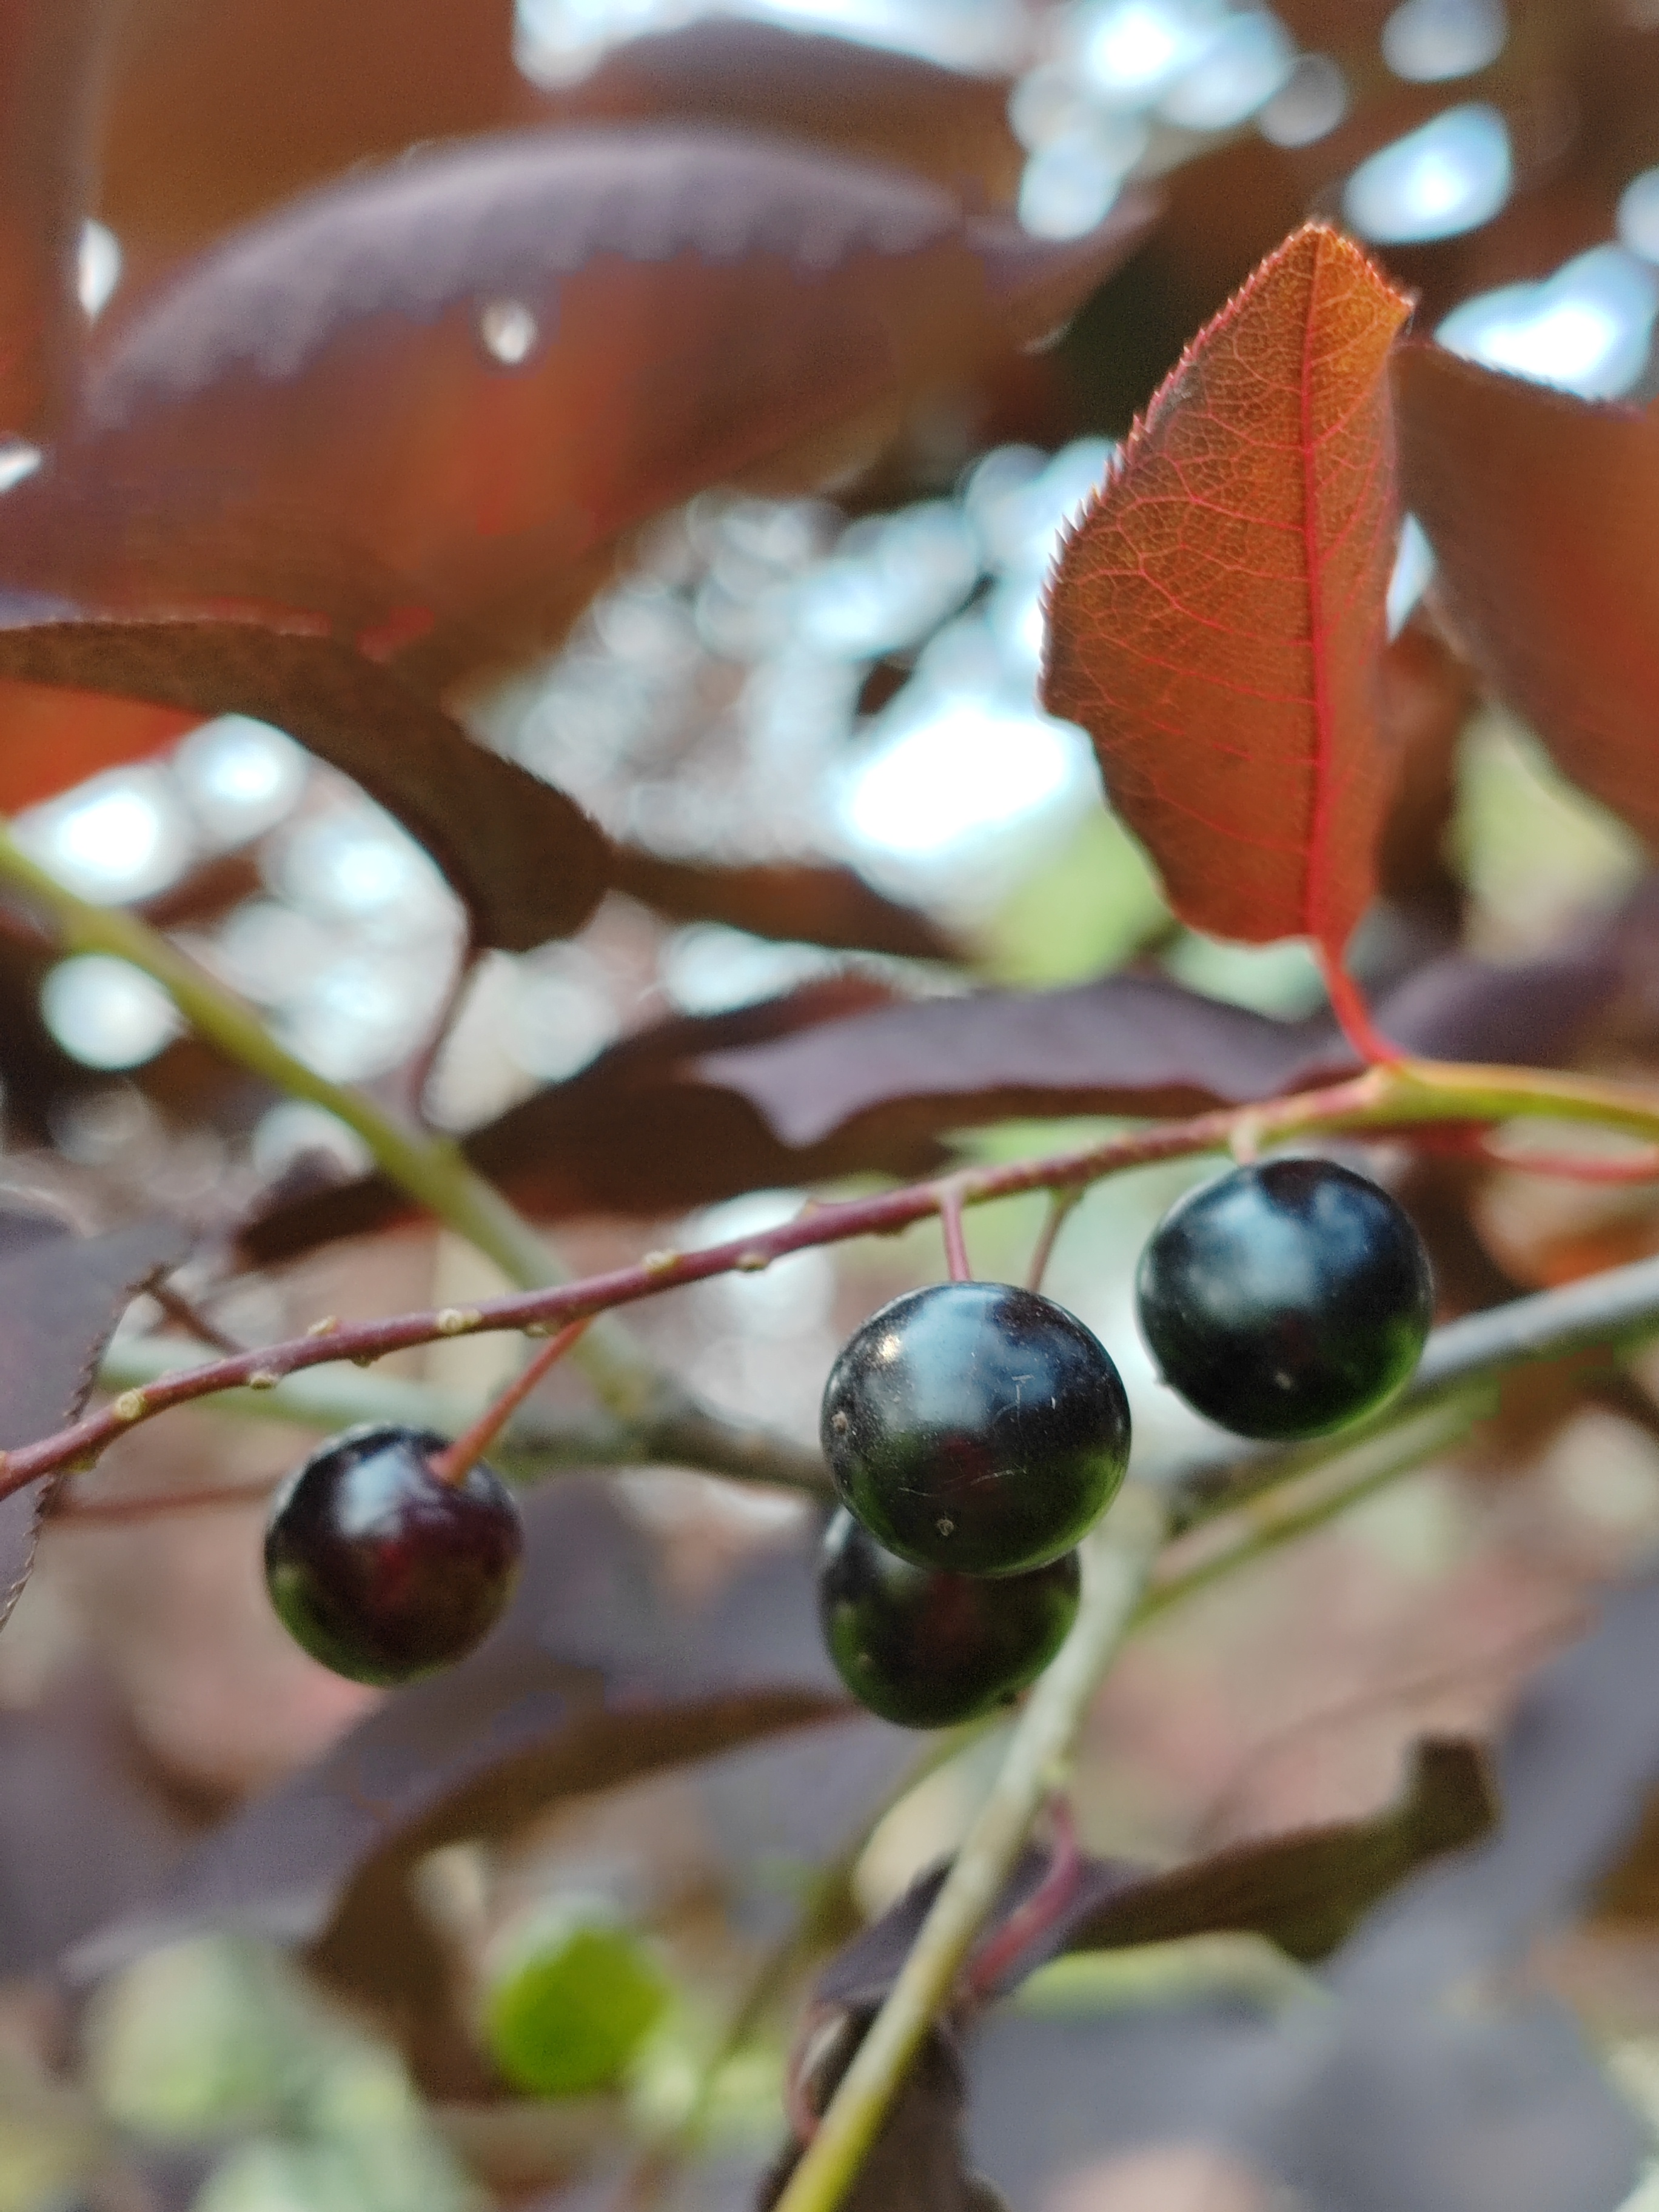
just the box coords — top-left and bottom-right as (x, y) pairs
(1269, 1057), (1659, 1149)
(0, 817), (655, 1417)
(769, 1486), (1168, 2212)
(1141, 1391), (1486, 1624)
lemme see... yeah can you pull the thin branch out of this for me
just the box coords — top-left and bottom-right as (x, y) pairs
(938, 1178), (973, 1284)
(14, 1060), (1659, 1501)
(0, 814), (652, 1421)
(95, 1335), (831, 1495)
(1025, 1185), (1083, 1293)
(1144, 1393), (1484, 1622)
(768, 1485), (1168, 2212)
(1164, 1248), (1659, 1538)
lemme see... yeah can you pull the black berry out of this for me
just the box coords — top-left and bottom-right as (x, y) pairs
(263, 1422), (523, 1684)
(1136, 1157), (1433, 1441)
(818, 1509), (1079, 1729)
(820, 1281), (1130, 1577)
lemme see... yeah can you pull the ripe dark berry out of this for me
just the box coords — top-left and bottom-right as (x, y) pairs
(1136, 1157), (1433, 1441)
(264, 1423), (523, 1684)
(820, 1281), (1130, 1577)
(818, 1509), (1079, 1729)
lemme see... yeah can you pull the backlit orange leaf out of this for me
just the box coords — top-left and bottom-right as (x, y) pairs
(1042, 223), (1410, 1039)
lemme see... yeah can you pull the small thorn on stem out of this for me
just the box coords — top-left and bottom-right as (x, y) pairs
(939, 1182), (973, 1284)
(427, 1318), (591, 1487)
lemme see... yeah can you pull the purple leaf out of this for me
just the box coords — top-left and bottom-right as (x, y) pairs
(0, 1208), (189, 1632)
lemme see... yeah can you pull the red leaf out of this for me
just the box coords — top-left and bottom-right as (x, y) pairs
(100, 9), (1022, 270)
(605, 849), (957, 962)
(0, 617), (611, 950)
(1395, 343), (1659, 843)
(0, 1), (109, 438)
(4, 131), (1152, 694)
(1041, 223), (1410, 1022)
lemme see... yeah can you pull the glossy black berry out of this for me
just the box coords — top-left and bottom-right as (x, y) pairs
(818, 1509), (1079, 1729)
(820, 1281), (1131, 1577)
(263, 1422), (523, 1684)
(1136, 1158), (1433, 1441)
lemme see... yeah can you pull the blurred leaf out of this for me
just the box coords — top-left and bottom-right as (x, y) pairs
(0, 656), (947, 980)
(0, 1674), (198, 1980)
(1044, 224), (1410, 973)
(537, 20), (1024, 208)
(0, 618), (611, 947)
(99, 10), (1023, 271)
(964, 1996), (1643, 2212)
(1396, 345), (1659, 848)
(690, 943), (1621, 1153)
(760, 1740), (1493, 2210)
(1062, 1740), (1495, 1968)
(69, 1484), (881, 2023)
(241, 932), (1631, 1262)
(0, 132), (1154, 709)
(803, 1739), (1493, 2020)
(1375, 620), (1480, 932)
(239, 978), (947, 1261)
(1335, 1565), (1659, 1997)
(0, 1), (111, 438)
(775, 1563), (1659, 2212)
(606, 850), (956, 963)
(0, 1206), (189, 1631)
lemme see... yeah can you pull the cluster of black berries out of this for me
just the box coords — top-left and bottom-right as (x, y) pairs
(817, 1158), (1433, 1731)
(258, 1157), (1431, 1703)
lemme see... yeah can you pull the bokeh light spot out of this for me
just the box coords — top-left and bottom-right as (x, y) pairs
(1343, 103), (1511, 243)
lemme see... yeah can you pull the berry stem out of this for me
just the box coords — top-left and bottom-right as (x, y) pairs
(1025, 1186), (1082, 1292)
(938, 1180), (973, 1283)
(767, 1486), (1168, 2212)
(427, 1319), (591, 1486)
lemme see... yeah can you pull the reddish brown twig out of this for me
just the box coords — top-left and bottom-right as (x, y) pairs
(939, 1179), (973, 1283)
(427, 1319), (590, 1486)
(1026, 1186), (1083, 1293)
(3, 1057), (1655, 1504)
